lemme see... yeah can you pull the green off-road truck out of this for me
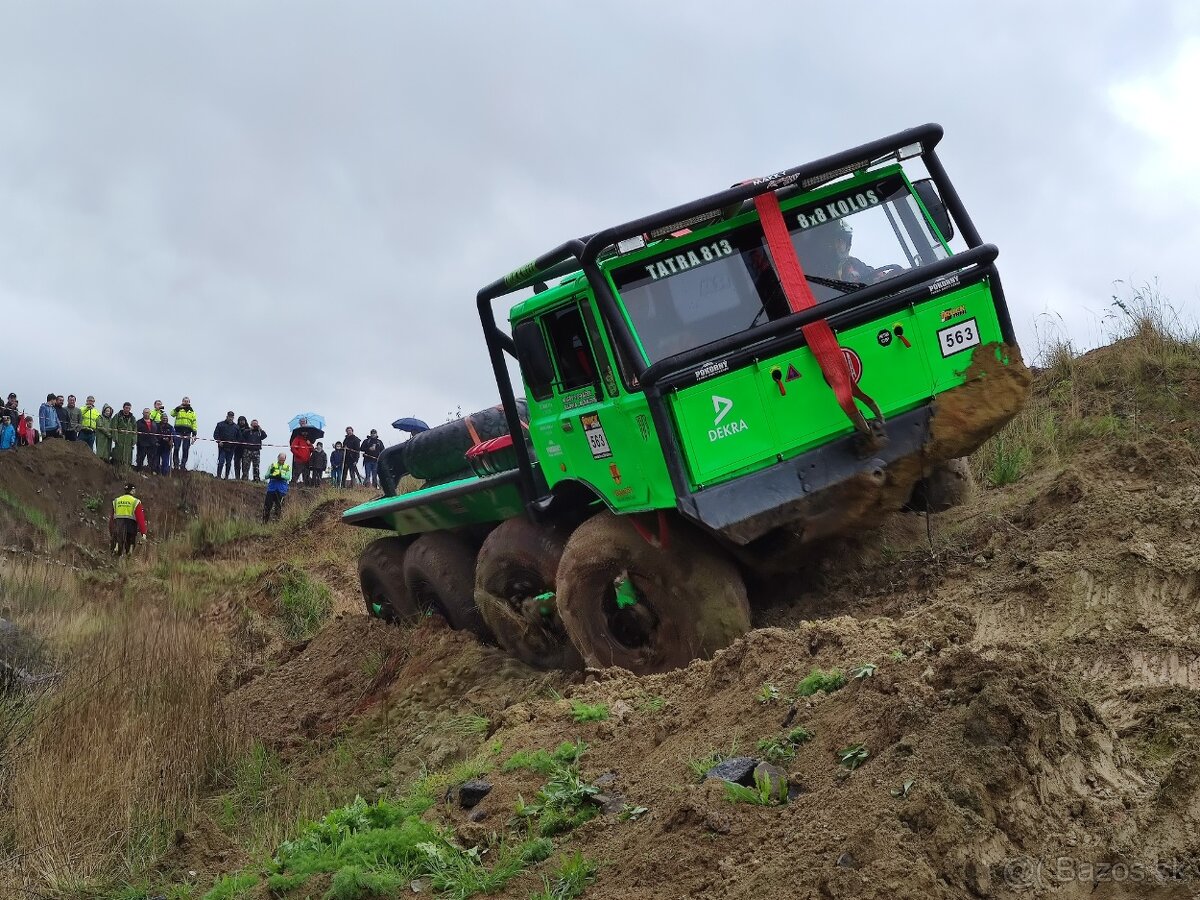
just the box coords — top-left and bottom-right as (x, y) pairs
(344, 124), (1030, 674)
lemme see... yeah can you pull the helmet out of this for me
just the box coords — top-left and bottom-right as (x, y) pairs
(830, 220), (853, 250)
(124, 483), (136, 493)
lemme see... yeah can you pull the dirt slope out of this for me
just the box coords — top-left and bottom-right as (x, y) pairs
(0, 438), (261, 555)
(7, 335), (1200, 899)
(258, 336), (1195, 897)
(214, 337), (1200, 899)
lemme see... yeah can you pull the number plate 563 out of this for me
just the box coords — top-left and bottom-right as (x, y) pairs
(937, 317), (980, 358)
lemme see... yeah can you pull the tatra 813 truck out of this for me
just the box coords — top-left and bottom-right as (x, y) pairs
(343, 124), (1030, 674)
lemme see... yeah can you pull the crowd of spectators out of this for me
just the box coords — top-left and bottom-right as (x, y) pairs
(0, 391), (386, 489)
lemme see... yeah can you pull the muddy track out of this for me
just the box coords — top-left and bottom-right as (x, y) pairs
(7, 338), (1200, 898)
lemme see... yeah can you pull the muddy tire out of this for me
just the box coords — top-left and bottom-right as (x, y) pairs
(358, 537), (415, 623)
(907, 457), (974, 513)
(556, 512), (751, 674)
(474, 518), (583, 671)
(403, 532), (492, 641)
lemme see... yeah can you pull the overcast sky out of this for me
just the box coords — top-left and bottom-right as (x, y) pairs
(1, 1), (1197, 470)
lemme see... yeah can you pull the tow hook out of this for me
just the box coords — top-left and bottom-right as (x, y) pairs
(855, 418), (888, 457)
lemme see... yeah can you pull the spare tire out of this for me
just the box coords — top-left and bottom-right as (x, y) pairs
(403, 402), (527, 482)
(377, 443), (409, 497)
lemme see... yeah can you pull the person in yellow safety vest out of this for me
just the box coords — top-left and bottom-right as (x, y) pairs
(263, 453), (291, 523)
(149, 400), (166, 423)
(79, 396), (100, 451)
(171, 397), (198, 471)
(109, 483), (147, 556)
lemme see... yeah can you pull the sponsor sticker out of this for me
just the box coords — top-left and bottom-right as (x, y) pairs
(843, 348), (863, 383)
(561, 386), (596, 410)
(793, 188), (883, 231)
(708, 395), (748, 442)
(693, 359), (729, 382)
(504, 260), (538, 287)
(940, 304), (967, 322)
(580, 412), (612, 460)
(928, 274), (961, 296)
(635, 414), (650, 442)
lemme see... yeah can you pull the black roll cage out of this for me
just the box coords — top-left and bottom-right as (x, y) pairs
(475, 123), (1017, 516)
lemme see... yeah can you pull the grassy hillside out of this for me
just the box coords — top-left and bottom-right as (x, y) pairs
(3, 293), (1199, 899)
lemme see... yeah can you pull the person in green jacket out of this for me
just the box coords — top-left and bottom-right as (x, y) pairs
(95, 404), (115, 462)
(110, 402), (138, 468)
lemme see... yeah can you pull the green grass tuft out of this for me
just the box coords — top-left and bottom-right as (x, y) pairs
(515, 764), (599, 838)
(277, 566), (333, 639)
(724, 769), (786, 807)
(530, 850), (600, 900)
(636, 694), (666, 714)
(201, 872), (259, 900)
(569, 701), (609, 723)
(187, 516), (267, 554)
(0, 487), (61, 547)
(327, 864), (408, 899)
(755, 726), (813, 764)
(503, 741), (587, 775)
(986, 437), (1031, 487)
(795, 668), (846, 697)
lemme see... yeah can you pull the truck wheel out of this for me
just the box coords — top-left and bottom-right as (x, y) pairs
(475, 518), (583, 671)
(358, 536), (414, 623)
(907, 457), (974, 512)
(403, 533), (492, 641)
(556, 512), (751, 674)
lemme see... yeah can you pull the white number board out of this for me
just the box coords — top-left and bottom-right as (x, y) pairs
(937, 317), (980, 358)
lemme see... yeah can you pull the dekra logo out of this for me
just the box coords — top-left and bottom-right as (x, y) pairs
(708, 395), (748, 442)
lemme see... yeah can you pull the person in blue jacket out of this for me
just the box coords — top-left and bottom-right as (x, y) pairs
(262, 453), (291, 523)
(39, 393), (61, 439)
(0, 415), (16, 451)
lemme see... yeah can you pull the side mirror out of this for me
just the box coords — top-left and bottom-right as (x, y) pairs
(513, 320), (555, 401)
(913, 179), (954, 243)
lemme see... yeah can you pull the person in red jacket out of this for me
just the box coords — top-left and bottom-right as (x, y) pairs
(290, 431), (313, 485)
(109, 484), (147, 556)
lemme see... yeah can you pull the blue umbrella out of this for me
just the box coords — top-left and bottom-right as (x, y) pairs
(289, 412), (326, 440)
(391, 417), (430, 435)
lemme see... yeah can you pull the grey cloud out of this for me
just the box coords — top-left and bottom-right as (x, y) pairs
(0, 1), (1196, 471)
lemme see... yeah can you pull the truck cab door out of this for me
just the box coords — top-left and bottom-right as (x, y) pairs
(522, 299), (649, 508)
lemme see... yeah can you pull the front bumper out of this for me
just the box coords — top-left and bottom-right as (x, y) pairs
(680, 405), (932, 545)
(678, 342), (1032, 546)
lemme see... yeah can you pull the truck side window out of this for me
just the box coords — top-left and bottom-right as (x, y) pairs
(513, 320), (555, 401)
(544, 305), (599, 393)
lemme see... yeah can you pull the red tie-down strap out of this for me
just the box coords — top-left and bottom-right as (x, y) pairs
(754, 191), (885, 444)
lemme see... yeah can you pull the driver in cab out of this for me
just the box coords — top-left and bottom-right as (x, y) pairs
(830, 222), (903, 286)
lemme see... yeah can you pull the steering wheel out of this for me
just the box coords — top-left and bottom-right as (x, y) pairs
(871, 264), (906, 283)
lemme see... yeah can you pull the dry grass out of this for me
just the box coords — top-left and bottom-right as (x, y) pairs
(0, 471), (381, 896)
(971, 283), (1200, 487)
(0, 575), (241, 894)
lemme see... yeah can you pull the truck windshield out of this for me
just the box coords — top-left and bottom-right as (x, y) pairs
(609, 173), (948, 364)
